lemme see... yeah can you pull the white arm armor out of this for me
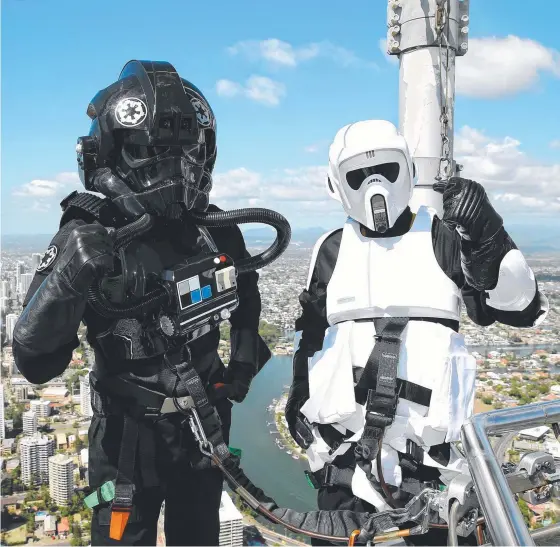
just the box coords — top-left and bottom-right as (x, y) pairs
(486, 249), (549, 324)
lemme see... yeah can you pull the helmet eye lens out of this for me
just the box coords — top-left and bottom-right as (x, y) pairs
(346, 162), (400, 190)
(124, 144), (170, 160)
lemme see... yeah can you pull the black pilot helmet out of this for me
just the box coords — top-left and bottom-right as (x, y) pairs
(77, 60), (217, 219)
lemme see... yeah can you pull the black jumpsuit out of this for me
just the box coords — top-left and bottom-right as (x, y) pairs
(13, 211), (263, 546)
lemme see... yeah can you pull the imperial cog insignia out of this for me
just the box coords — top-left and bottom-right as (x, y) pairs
(114, 97), (147, 127)
(190, 97), (211, 127)
(36, 245), (58, 272)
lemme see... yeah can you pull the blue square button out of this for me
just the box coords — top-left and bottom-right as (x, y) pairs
(191, 289), (202, 304)
(201, 285), (212, 300)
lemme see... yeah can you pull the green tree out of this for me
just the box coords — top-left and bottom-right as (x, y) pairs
(25, 514), (35, 534)
(482, 397), (493, 405)
(517, 498), (532, 527)
(75, 430), (85, 452)
(70, 523), (83, 547)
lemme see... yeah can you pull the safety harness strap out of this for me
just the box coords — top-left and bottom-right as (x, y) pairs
(354, 317), (409, 478)
(175, 363), (232, 467)
(110, 414), (138, 541)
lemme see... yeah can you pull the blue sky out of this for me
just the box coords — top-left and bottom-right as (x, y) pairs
(2, 0), (560, 235)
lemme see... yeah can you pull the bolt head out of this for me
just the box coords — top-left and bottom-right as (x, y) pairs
(75, 143), (83, 154)
(460, 42), (468, 50)
(461, 26), (469, 34)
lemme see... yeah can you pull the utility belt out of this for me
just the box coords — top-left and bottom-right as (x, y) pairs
(87, 352), (232, 542)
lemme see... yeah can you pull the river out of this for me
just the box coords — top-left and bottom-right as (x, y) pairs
(229, 355), (317, 512)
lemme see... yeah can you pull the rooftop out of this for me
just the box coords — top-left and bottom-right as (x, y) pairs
(219, 490), (243, 523)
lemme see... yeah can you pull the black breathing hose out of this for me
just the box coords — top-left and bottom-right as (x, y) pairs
(87, 214), (170, 318)
(87, 208), (291, 318)
(190, 207), (291, 274)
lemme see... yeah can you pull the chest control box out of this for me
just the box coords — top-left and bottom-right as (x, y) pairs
(159, 252), (239, 341)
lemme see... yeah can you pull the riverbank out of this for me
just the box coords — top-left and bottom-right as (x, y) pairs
(272, 392), (308, 461)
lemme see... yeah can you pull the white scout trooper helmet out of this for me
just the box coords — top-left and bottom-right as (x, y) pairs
(326, 120), (415, 233)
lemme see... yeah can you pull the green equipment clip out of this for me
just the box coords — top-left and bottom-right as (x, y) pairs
(84, 480), (116, 509)
(229, 447), (243, 458)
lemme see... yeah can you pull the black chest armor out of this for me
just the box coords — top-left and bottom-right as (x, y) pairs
(60, 191), (236, 372)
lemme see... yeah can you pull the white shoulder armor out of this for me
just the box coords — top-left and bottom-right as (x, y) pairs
(486, 249), (549, 324)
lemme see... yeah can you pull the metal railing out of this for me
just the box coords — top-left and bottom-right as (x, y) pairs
(461, 401), (560, 546)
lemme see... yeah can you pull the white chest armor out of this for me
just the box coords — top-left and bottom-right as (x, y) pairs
(326, 206), (462, 325)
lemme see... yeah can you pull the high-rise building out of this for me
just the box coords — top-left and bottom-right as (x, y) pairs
(16, 263), (25, 292)
(49, 454), (74, 506)
(0, 385), (5, 441)
(14, 385), (29, 402)
(23, 410), (38, 436)
(5, 313), (19, 343)
(0, 280), (9, 299)
(19, 273), (34, 298)
(79, 372), (93, 418)
(20, 435), (55, 486)
(31, 253), (43, 272)
(30, 400), (51, 418)
(218, 491), (243, 547)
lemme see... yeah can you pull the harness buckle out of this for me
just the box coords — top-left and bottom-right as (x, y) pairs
(304, 470), (321, 490)
(160, 395), (194, 414)
(109, 483), (134, 541)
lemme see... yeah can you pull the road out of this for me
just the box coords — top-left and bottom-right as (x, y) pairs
(253, 522), (309, 546)
(493, 432), (518, 463)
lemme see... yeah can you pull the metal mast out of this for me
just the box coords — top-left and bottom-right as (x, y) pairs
(386, 0), (470, 215)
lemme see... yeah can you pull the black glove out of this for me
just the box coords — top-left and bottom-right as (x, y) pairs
(285, 380), (313, 449)
(55, 223), (114, 294)
(211, 360), (257, 403)
(438, 177), (503, 243)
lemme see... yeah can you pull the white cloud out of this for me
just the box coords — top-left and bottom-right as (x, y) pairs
(210, 165), (344, 225)
(304, 144), (319, 153)
(456, 36), (560, 98)
(550, 140), (560, 149)
(216, 79), (242, 97)
(455, 125), (560, 215)
(12, 172), (81, 212)
(216, 76), (285, 106)
(227, 38), (376, 69)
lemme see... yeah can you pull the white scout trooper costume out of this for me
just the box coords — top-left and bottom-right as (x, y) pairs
(286, 120), (549, 519)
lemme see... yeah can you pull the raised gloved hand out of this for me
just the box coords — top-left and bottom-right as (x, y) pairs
(55, 224), (114, 294)
(437, 177), (503, 243)
(211, 360), (257, 403)
(285, 380), (313, 450)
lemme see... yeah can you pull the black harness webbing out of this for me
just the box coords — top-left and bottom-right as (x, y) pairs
(354, 317), (409, 479)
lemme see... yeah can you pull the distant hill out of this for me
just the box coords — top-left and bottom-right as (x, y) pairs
(3, 224), (560, 255)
